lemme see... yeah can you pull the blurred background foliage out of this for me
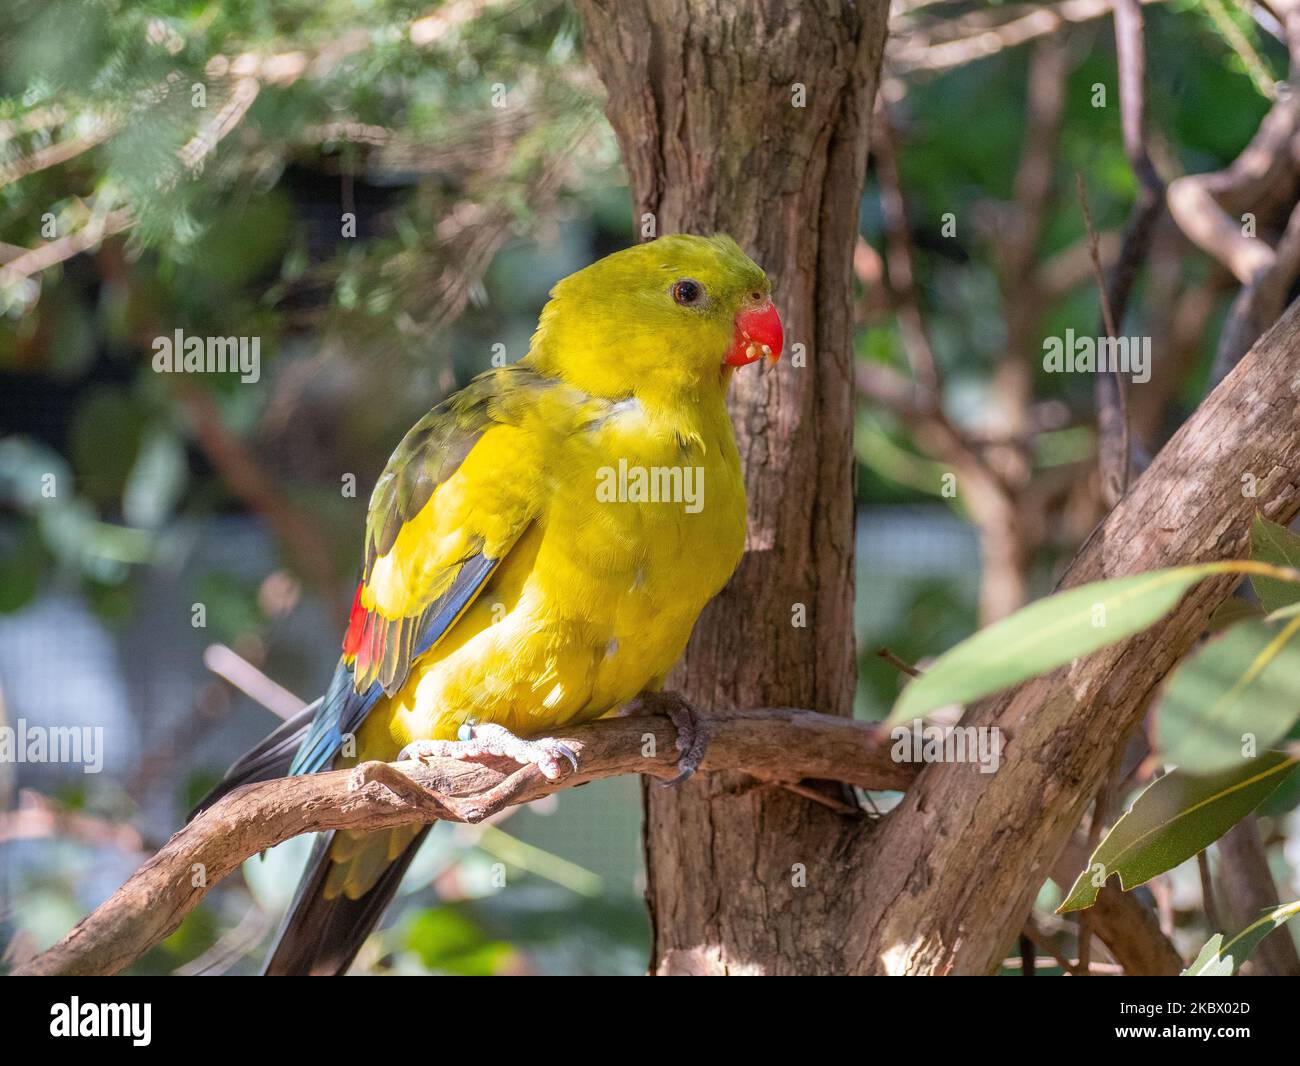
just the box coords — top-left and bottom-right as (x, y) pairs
(0, 0), (1295, 973)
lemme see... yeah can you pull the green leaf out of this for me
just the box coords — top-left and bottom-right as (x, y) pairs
(1181, 935), (1234, 976)
(1156, 617), (1300, 774)
(1260, 721), (1300, 816)
(1250, 515), (1300, 613)
(889, 566), (1218, 723)
(1184, 900), (1300, 975)
(1206, 597), (1262, 632)
(1059, 753), (1299, 913)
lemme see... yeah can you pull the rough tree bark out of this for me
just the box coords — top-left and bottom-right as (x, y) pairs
(841, 304), (1300, 973)
(583, 0), (1300, 976)
(576, 0), (891, 973)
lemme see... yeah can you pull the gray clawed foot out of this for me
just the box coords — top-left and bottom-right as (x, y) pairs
(653, 693), (710, 786)
(400, 722), (578, 782)
(617, 692), (712, 785)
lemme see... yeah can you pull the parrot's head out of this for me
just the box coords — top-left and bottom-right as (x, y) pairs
(528, 233), (783, 402)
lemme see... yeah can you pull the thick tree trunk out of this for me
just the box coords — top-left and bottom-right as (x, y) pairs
(841, 304), (1300, 973)
(576, 0), (890, 973)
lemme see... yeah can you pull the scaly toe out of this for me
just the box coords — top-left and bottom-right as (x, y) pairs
(398, 739), (445, 764)
(522, 738), (578, 781)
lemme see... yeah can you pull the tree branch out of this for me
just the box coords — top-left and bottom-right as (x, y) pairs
(0, 208), (134, 289)
(1094, 0), (1166, 504)
(15, 698), (909, 977)
(888, 0), (1166, 76)
(172, 381), (346, 620)
(842, 294), (1300, 974)
(1217, 814), (1300, 975)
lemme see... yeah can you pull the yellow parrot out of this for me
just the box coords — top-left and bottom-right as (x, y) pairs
(194, 233), (783, 974)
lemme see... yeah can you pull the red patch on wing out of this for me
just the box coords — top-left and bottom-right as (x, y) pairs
(342, 583), (367, 657)
(357, 605), (387, 681)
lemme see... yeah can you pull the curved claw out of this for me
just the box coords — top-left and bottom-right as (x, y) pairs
(551, 741), (579, 774)
(655, 694), (710, 787)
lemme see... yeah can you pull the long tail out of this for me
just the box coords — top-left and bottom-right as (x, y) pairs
(191, 658), (414, 976)
(262, 827), (430, 976)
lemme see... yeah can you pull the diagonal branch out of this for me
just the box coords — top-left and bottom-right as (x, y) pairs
(0, 118), (118, 187)
(1166, 1), (1300, 382)
(842, 294), (1300, 974)
(0, 208), (134, 289)
(15, 697), (908, 977)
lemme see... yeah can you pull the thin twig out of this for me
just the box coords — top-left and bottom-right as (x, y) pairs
(1091, 0), (1167, 504)
(1076, 173), (1119, 340)
(0, 208), (134, 288)
(1022, 916), (1083, 975)
(872, 106), (940, 395)
(877, 646), (921, 678)
(173, 382), (345, 620)
(203, 643), (307, 721)
(1075, 171), (1130, 506)
(0, 119), (118, 187)
(888, 0), (1168, 75)
(1077, 750), (1121, 974)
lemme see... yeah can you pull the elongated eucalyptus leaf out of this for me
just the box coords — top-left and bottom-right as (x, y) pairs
(888, 566), (1219, 724)
(1156, 617), (1300, 775)
(1260, 730), (1300, 816)
(1181, 936), (1234, 976)
(1059, 753), (1299, 913)
(1250, 515), (1300, 614)
(1184, 900), (1300, 976)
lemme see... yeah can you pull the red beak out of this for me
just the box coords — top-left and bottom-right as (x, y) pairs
(726, 300), (784, 367)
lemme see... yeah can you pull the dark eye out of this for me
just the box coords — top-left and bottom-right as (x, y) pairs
(672, 279), (703, 306)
